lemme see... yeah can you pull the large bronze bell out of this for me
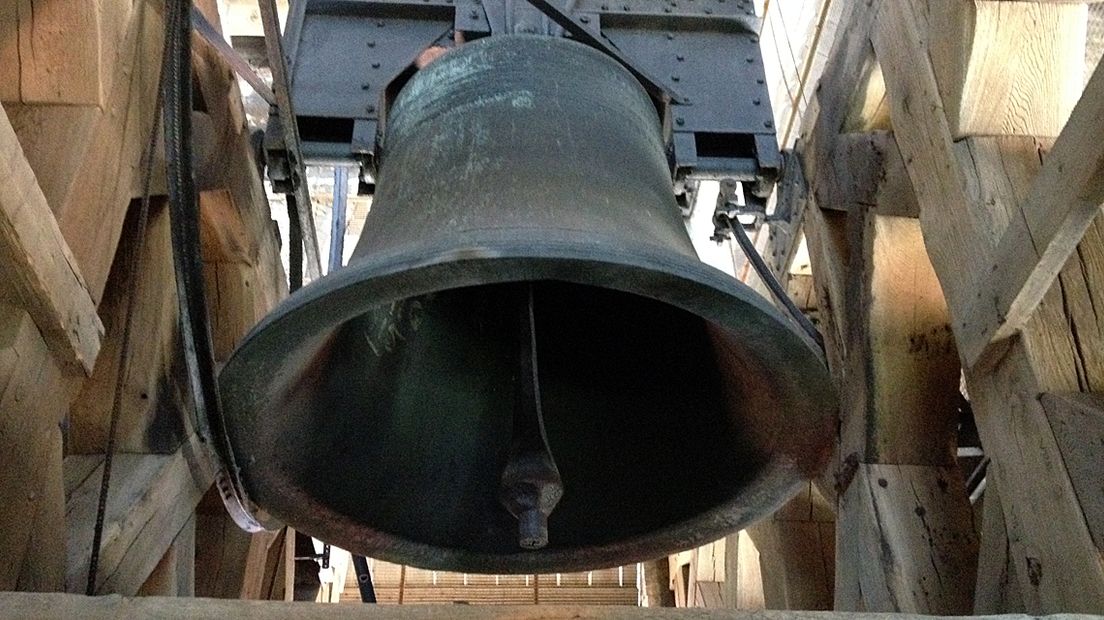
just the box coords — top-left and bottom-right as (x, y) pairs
(216, 35), (836, 574)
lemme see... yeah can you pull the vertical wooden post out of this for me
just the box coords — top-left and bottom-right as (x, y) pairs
(870, 0), (1104, 612)
(800, 2), (979, 611)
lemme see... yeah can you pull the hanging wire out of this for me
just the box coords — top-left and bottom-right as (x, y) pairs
(85, 0), (174, 595)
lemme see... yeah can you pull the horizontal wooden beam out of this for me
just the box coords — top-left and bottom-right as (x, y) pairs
(958, 58), (1104, 365)
(2, 592), (1102, 619)
(65, 435), (214, 595)
(817, 132), (919, 217)
(0, 102), (103, 375)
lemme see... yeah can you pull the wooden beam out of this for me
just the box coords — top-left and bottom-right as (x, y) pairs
(817, 132), (919, 217)
(870, 0), (993, 318)
(0, 0), (104, 105)
(839, 464), (978, 613)
(1040, 392), (1104, 550)
(64, 435), (214, 595)
(68, 201), (188, 455)
(803, 10), (978, 610)
(1, 592), (1100, 619)
(6, 0), (165, 304)
(922, 1), (1086, 140)
(746, 484), (835, 611)
(137, 515), (195, 597)
(870, 0), (1104, 611)
(964, 342), (1104, 611)
(0, 304), (76, 591)
(958, 60), (1104, 365)
(974, 469), (1025, 614)
(0, 102), (103, 375)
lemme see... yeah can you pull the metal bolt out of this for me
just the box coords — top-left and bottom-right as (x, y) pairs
(676, 117), (685, 126)
(580, 15), (590, 23)
(367, 105), (376, 113)
(664, 6), (671, 11)
(601, 3), (608, 9)
(753, 98), (761, 105)
(361, 83), (371, 90)
(671, 75), (680, 82)
(764, 120), (773, 128)
(746, 56), (754, 63)
(751, 36), (759, 43)
(757, 78), (765, 85)
(372, 62), (381, 69)
(469, 9), (479, 18)
(676, 54), (685, 61)
(666, 32), (674, 40)
(377, 20), (385, 27)
(704, 7), (712, 13)
(367, 40), (376, 47)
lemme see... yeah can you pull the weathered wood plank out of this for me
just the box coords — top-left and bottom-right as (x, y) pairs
(0, 0), (104, 105)
(922, 1), (1086, 139)
(0, 304), (75, 591)
(5, 591), (1103, 618)
(1040, 392), (1104, 551)
(974, 470), (1025, 614)
(6, 0), (165, 304)
(839, 464), (978, 614)
(965, 340), (1104, 612)
(871, 0), (992, 318)
(0, 102), (103, 375)
(747, 485), (834, 611)
(137, 515), (195, 597)
(68, 202), (188, 455)
(959, 60), (1104, 365)
(65, 436), (214, 595)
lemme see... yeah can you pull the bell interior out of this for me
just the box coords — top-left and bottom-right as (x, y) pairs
(265, 279), (763, 556)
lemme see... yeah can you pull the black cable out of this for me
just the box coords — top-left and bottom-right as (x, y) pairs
(286, 194), (304, 292)
(164, 0), (221, 444)
(723, 217), (825, 350)
(86, 0), (174, 595)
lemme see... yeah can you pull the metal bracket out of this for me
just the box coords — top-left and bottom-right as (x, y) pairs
(524, 0), (685, 104)
(258, 0), (323, 280)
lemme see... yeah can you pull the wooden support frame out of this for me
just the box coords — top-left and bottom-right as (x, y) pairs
(958, 60), (1104, 365)
(64, 435), (214, 595)
(0, 102), (103, 375)
(0, 0), (105, 106)
(802, 0), (1104, 613)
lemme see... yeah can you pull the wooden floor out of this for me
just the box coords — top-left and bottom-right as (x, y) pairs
(0, 593), (1097, 620)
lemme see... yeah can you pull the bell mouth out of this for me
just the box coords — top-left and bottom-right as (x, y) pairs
(217, 230), (835, 573)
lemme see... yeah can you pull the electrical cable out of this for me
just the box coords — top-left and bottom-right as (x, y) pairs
(723, 216), (825, 350)
(287, 194), (304, 292)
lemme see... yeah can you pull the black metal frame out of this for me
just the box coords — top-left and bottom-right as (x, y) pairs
(267, 0), (780, 199)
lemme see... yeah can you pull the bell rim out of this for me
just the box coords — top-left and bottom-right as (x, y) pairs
(216, 229), (837, 572)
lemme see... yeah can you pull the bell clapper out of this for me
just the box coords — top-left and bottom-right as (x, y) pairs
(499, 283), (564, 550)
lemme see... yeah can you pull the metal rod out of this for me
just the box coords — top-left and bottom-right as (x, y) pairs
(351, 556), (377, 603)
(190, 7), (277, 105)
(499, 284), (564, 550)
(524, 0), (685, 104)
(329, 166), (349, 273)
(257, 0), (322, 280)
